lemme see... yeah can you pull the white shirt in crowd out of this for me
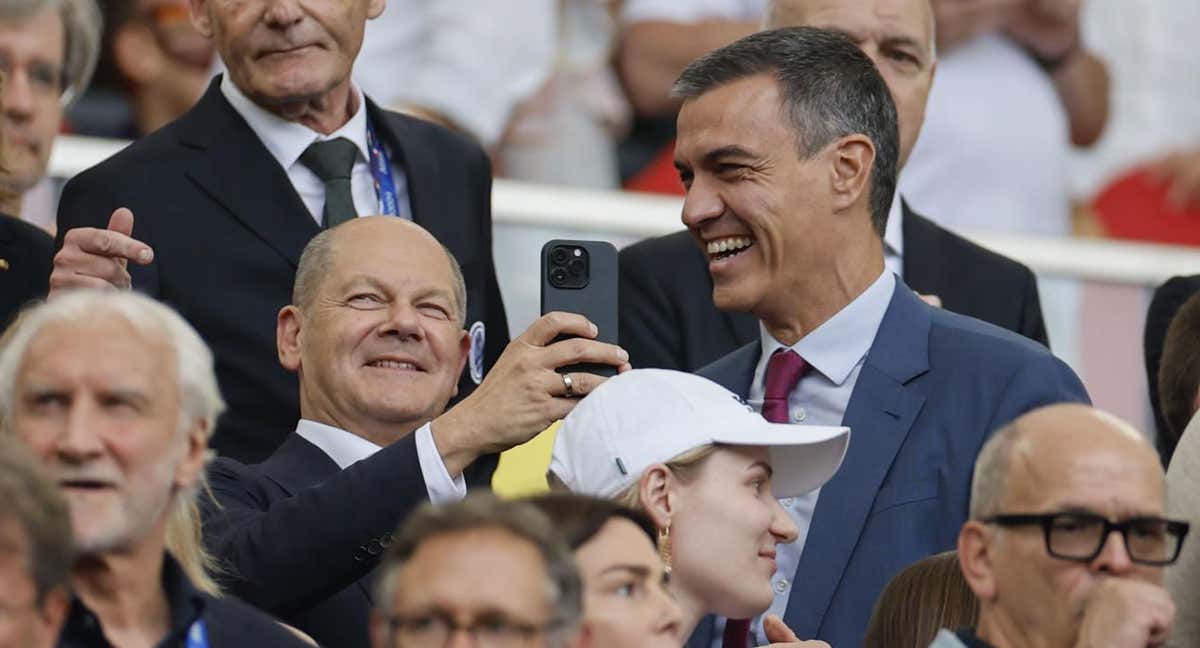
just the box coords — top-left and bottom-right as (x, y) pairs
(354, 0), (556, 150)
(899, 33), (1070, 237)
(295, 419), (466, 505)
(220, 75), (413, 224)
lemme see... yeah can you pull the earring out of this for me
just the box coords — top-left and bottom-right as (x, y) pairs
(658, 524), (673, 575)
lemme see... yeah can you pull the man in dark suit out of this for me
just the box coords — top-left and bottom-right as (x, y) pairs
(669, 28), (1088, 647)
(0, 214), (52, 327)
(203, 217), (629, 648)
(620, 0), (1048, 373)
(48, 0), (508, 463)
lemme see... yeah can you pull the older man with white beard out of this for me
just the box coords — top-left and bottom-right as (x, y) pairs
(0, 291), (310, 648)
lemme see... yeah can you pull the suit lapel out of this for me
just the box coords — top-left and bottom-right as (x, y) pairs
(258, 433), (341, 496)
(177, 78), (319, 269)
(697, 341), (760, 397)
(783, 283), (931, 636)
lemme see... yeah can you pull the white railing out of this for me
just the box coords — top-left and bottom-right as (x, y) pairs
(47, 135), (1200, 432)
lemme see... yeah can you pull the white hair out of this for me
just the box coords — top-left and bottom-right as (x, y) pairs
(0, 290), (225, 435)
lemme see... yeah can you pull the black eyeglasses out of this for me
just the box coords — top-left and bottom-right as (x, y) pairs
(387, 611), (562, 647)
(984, 512), (1190, 566)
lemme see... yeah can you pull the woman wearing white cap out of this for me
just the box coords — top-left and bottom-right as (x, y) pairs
(549, 369), (850, 647)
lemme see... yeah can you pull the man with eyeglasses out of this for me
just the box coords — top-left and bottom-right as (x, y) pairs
(941, 403), (1189, 648)
(0, 0), (100, 227)
(371, 494), (588, 648)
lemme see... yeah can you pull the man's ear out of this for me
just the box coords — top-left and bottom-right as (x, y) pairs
(638, 464), (676, 530)
(829, 134), (876, 214)
(958, 521), (999, 601)
(186, 0), (213, 38)
(174, 417), (211, 492)
(113, 24), (162, 85)
(366, 0), (385, 20)
(450, 329), (470, 398)
(35, 585), (70, 645)
(277, 306), (304, 373)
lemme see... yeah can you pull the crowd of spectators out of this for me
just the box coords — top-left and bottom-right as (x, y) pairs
(1, 1), (1200, 648)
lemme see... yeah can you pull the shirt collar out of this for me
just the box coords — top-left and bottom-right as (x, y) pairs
(219, 74), (372, 170)
(64, 553), (206, 648)
(883, 190), (904, 260)
(295, 418), (382, 469)
(758, 269), (895, 386)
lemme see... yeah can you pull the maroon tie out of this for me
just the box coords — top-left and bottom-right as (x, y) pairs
(762, 349), (807, 424)
(724, 350), (808, 648)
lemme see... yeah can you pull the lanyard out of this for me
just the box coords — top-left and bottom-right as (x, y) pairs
(186, 619), (209, 648)
(366, 121), (401, 217)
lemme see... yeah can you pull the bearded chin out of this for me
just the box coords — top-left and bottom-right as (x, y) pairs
(71, 456), (183, 558)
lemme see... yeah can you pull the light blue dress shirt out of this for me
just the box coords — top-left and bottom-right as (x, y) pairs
(715, 269), (895, 645)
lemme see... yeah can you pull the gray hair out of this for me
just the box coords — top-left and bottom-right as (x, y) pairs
(0, 292), (227, 586)
(0, 435), (72, 604)
(293, 220), (468, 327)
(375, 494), (584, 648)
(672, 26), (900, 237)
(0, 0), (103, 106)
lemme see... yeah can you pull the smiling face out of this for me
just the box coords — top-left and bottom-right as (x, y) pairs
(279, 218), (469, 442)
(10, 317), (205, 556)
(767, 0), (936, 168)
(0, 5), (66, 198)
(576, 518), (682, 647)
(667, 445), (799, 619)
(187, 0), (383, 109)
(675, 74), (842, 318)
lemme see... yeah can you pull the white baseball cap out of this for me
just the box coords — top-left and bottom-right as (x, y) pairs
(550, 369), (850, 500)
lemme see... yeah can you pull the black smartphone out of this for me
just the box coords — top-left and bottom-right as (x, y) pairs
(540, 239), (619, 378)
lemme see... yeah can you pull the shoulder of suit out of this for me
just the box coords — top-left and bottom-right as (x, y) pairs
(925, 303), (1052, 359)
(204, 594), (314, 647)
(0, 214), (52, 249)
(372, 104), (489, 166)
(905, 207), (1036, 283)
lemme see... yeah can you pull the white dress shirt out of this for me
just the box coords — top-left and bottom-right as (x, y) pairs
(220, 76), (413, 224)
(735, 269), (896, 645)
(294, 418), (466, 505)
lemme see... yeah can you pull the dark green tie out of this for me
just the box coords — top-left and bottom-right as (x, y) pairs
(300, 138), (359, 228)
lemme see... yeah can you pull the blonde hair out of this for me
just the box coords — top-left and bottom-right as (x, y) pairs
(612, 445), (718, 512)
(165, 486), (222, 596)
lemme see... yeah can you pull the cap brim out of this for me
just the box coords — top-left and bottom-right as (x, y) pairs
(710, 421), (850, 498)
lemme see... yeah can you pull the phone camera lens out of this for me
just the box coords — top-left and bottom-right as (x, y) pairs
(568, 259), (586, 276)
(551, 248), (569, 265)
(551, 268), (569, 284)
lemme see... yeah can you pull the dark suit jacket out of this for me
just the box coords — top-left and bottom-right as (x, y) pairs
(689, 281), (1089, 648)
(0, 214), (52, 328)
(56, 78), (509, 463)
(619, 202), (1048, 372)
(203, 431), (448, 648)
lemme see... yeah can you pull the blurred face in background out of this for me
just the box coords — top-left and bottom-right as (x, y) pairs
(575, 517), (682, 647)
(0, 520), (66, 648)
(112, 0), (214, 133)
(0, 5), (65, 201)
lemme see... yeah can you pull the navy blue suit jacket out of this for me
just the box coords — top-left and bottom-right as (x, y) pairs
(689, 280), (1089, 647)
(202, 432), (431, 648)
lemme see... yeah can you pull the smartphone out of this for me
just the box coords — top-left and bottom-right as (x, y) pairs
(540, 239), (619, 378)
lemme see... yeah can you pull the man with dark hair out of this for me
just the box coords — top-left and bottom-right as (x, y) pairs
(619, 0), (1049, 375)
(371, 494), (588, 648)
(673, 27), (1089, 646)
(1145, 274), (1200, 463)
(0, 437), (72, 648)
(1158, 291), (1200, 445)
